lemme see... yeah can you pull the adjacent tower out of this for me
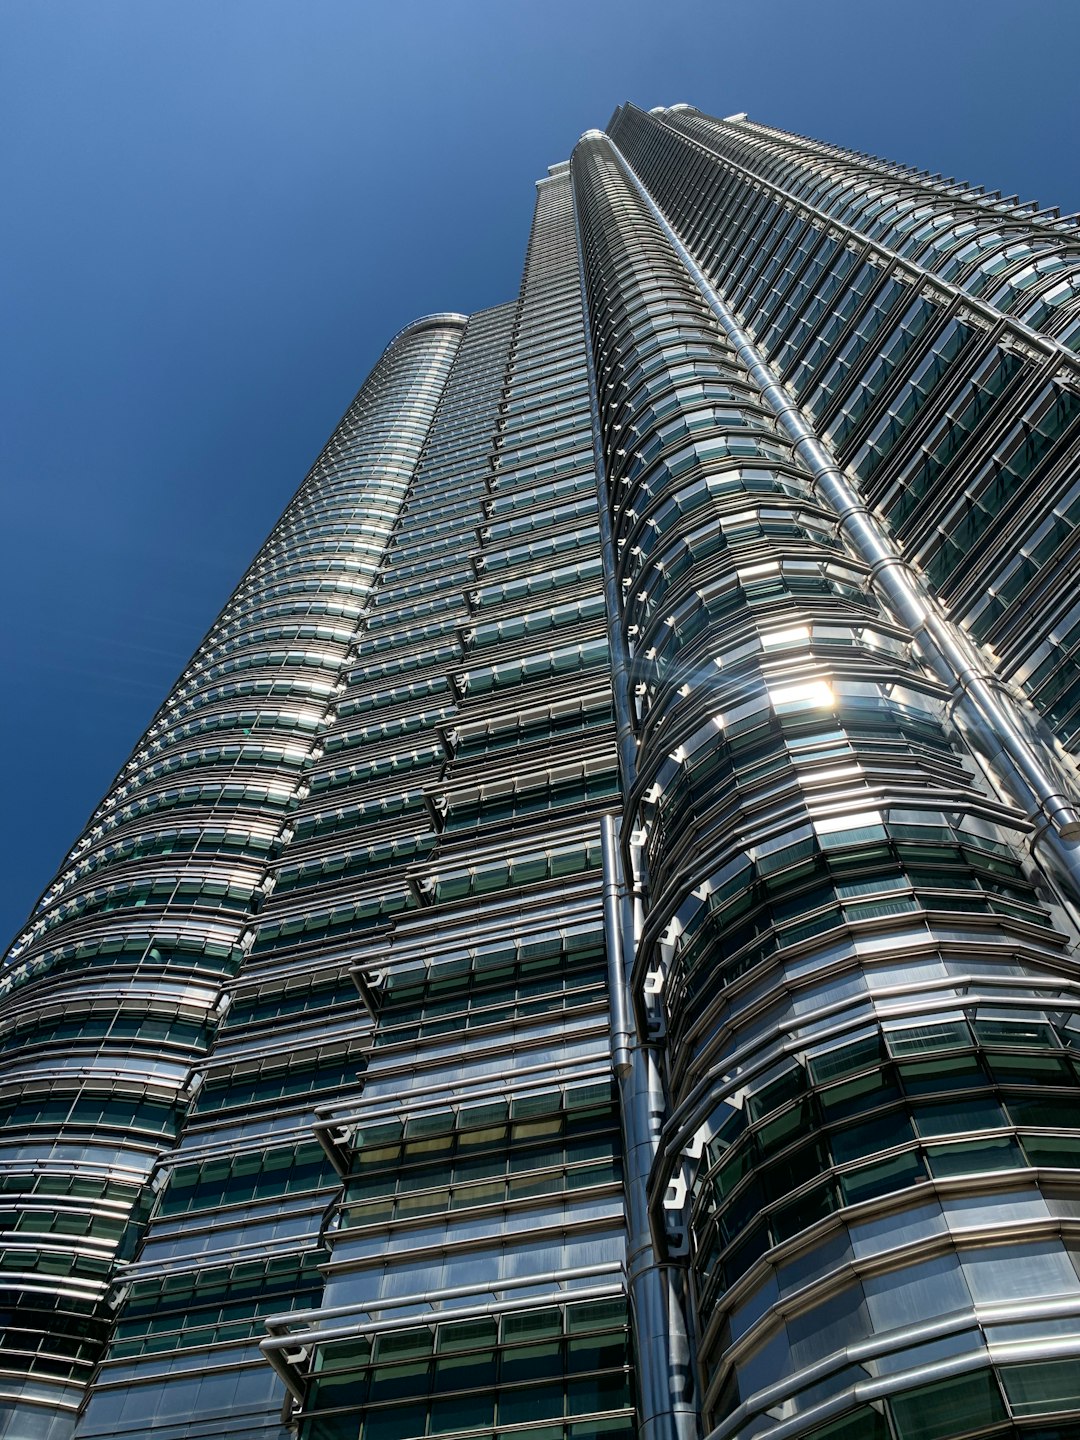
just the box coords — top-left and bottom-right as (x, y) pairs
(5, 103), (1080, 1440)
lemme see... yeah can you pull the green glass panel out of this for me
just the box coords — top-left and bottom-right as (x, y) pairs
(501, 1341), (562, 1382)
(758, 1100), (813, 1153)
(926, 1135), (1025, 1177)
(566, 1300), (626, 1333)
(429, 1390), (495, 1432)
(566, 1335), (629, 1374)
(899, 1055), (984, 1094)
(839, 1149), (925, 1205)
(1022, 1133), (1080, 1167)
(362, 1402), (427, 1439)
(1007, 1096), (1080, 1129)
(438, 1318), (498, 1353)
(498, 1378), (566, 1423)
(809, 1035), (884, 1084)
(806, 1405), (889, 1440)
(502, 1309), (562, 1341)
(310, 1372), (368, 1408)
(914, 1097), (1007, 1138)
(772, 1178), (836, 1240)
(831, 1111), (914, 1165)
(367, 1360), (430, 1400)
(820, 1073), (901, 1121)
(567, 1420), (635, 1440)
(988, 1052), (1074, 1086)
(301, 1414), (359, 1440)
(567, 1370), (631, 1414)
(374, 1329), (433, 1361)
(889, 1369), (1006, 1440)
(435, 1351), (497, 1388)
(1002, 1358), (1080, 1416)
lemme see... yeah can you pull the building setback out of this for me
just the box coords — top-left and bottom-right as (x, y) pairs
(5, 101), (1080, 1440)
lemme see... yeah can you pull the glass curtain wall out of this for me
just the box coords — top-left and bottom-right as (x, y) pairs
(579, 112), (1080, 1440)
(72, 168), (634, 1440)
(0, 317), (463, 1440)
(271, 165), (635, 1440)
(6, 99), (1080, 1440)
(607, 104), (1080, 754)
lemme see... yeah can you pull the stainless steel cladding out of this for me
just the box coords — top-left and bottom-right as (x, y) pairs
(5, 102), (1080, 1440)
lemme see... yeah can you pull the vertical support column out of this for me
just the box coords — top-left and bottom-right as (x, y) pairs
(574, 136), (700, 1438)
(602, 816), (699, 1440)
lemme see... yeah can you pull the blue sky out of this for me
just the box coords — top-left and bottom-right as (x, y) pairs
(3, 0), (1079, 947)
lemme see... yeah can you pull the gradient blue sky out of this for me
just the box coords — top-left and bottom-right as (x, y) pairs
(3, 0), (1080, 947)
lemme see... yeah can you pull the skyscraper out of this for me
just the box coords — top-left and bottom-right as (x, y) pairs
(5, 100), (1080, 1440)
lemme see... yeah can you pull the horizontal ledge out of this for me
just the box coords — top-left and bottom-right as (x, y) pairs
(387, 313), (470, 348)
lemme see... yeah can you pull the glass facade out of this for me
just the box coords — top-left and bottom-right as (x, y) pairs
(4, 105), (1080, 1440)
